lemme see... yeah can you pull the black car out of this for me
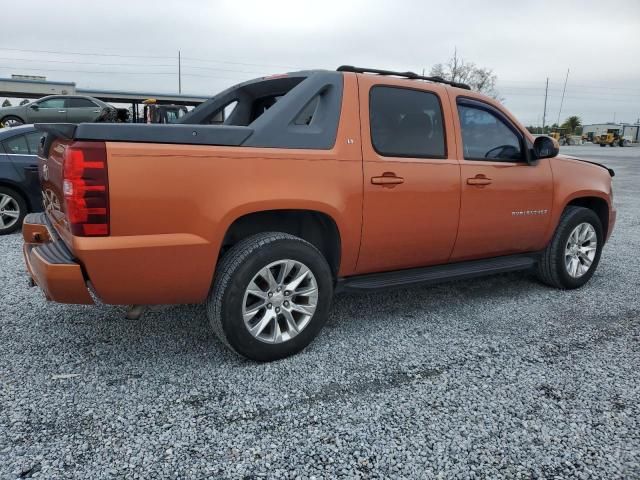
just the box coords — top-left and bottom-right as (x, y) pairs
(0, 125), (43, 234)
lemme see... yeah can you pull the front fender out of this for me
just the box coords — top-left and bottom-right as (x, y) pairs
(543, 157), (614, 245)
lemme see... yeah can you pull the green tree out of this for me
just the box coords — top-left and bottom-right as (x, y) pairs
(561, 115), (582, 135)
(2, 99), (11, 107)
(430, 49), (501, 99)
(19, 99), (29, 106)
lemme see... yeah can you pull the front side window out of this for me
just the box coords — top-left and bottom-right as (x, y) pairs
(2, 135), (30, 155)
(458, 104), (523, 161)
(370, 86), (446, 158)
(67, 98), (98, 108)
(37, 98), (66, 109)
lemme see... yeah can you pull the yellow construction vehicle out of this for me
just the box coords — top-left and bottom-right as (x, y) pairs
(598, 129), (624, 147)
(142, 98), (188, 124)
(549, 127), (573, 146)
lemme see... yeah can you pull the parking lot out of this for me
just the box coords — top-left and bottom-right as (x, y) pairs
(1, 144), (638, 478)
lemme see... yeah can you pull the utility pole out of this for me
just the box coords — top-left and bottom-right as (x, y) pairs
(178, 50), (182, 94)
(542, 77), (549, 131)
(557, 68), (569, 126)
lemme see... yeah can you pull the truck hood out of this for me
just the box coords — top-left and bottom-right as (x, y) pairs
(555, 154), (615, 177)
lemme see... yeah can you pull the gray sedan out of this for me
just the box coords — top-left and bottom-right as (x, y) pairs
(0, 95), (112, 127)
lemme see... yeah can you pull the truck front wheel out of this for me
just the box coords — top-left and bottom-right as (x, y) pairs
(207, 232), (333, 361)
(536, 206), (603, 289)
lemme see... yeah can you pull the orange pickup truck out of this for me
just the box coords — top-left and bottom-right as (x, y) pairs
(23, 66), (616, 361)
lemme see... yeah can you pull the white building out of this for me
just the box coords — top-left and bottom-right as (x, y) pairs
(622, 124), (639, 142)
(582, 123), (639, 142)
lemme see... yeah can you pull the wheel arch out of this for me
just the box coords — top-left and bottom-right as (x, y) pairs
(219, 209), (342, 277)
(565, 195), (610, 240)
(0, 114), (26, 125)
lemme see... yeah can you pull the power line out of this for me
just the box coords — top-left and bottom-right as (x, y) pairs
(499, 79), (640, 91)
(0, 47), (172, 59)
(499, 85), (640, 96)
(2, 47), (638, 91)
(0, 64), (251, 81)
(0, 47), (303, 71)
(542, 78), (548, 130)
(0, 56), (176, 68)
(1, 65), (637, 96)
(182, 56), (302, 70)
(500, 92), (640, 101)
(0, 56), (274, 75)
(556, 68), (570, 125)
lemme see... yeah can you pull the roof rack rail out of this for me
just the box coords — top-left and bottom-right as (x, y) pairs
(336, 65), (471, 90)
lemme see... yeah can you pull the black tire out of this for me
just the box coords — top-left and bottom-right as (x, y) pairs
(207, 232), (333, 362)
(536, 206), (603, 289)
(0, 186), (27, 235)
(0, 116), (24, 128)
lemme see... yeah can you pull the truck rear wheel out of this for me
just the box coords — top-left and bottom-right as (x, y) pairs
(536, 206), (603, 289)
(207, 232), (333, 361)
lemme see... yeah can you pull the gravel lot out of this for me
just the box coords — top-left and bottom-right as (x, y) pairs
(1, 145), (639, 479)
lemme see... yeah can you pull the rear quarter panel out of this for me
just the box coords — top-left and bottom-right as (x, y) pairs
(73, 73), (363, 305)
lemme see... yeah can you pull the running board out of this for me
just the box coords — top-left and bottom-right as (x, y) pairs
(336, 254), (539, 293)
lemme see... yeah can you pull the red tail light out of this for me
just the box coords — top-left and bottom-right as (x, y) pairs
(63, 141), (109, 236)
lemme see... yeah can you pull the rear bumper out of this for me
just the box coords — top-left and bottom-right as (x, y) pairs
(22, 213), (94, 304)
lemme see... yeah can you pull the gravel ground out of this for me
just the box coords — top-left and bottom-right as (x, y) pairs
(1, 145), (639, 479)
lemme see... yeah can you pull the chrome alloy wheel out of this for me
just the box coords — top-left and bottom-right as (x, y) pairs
(0, 193), (20, 230)
(1, 118), (23, 127)
(564, 222), (597, 278)
(242, 259), (319, 344)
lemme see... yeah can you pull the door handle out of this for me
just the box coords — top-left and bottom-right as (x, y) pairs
(467, 175), (492, 186)
(371, 173), (404, 186)
(58, 110), (66, 113)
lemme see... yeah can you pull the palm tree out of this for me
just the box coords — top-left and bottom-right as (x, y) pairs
(561, 115), (582, 134)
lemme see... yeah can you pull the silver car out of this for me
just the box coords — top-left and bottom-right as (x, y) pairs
(0, 95), (112, 127)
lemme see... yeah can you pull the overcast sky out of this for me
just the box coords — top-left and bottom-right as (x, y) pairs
(1, 0), (639, 125)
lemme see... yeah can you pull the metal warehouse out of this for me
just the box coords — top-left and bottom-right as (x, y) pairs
(582, 122), (640, 142)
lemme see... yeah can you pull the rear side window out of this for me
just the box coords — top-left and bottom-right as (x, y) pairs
(67, 98), (98, 108)
(293, 95), (320, 126)
(370, 86), (446, 158)
(457, 105), (523, 161)
(2, 135), (30, 155)
(25, 132), (43, 154)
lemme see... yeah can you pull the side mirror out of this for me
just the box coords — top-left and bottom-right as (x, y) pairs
(30, 104), (39, 111)
(533, 135), (559, 159)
